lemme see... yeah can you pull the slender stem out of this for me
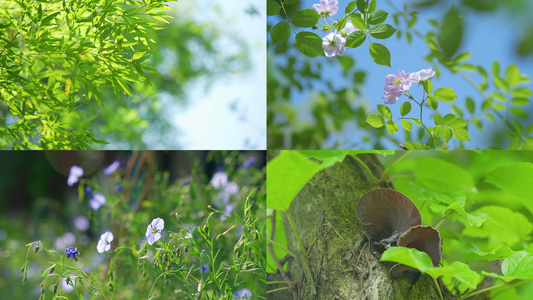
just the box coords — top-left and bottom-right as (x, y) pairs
(267, 238), (300, 265)
(461, 281), (508, 299)
(378, 151), (413, 183)
(285, 210), (309, 264)
(267, 286), (294, 293)
(433, 277), (444, 300)
(353, 155), (378, 184)
(433, 212), (451, 229)
(280, 1), (297, 34)
(267, 281), (298, 285)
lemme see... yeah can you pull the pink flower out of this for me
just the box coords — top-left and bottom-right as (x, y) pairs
(312, 0), (339, 18)
(322, 32), (345, 58)
(410, 68), (435, 82)
(382, 70), (412, 104)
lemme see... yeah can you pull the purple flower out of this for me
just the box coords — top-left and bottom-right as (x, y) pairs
(85, 184), (92, 195)
(221, 204), (235, 221)
(233, 288), (252, 299)
(201, 264), (209, 273)
(182, 178), (191, 186)
(312, 0), (338, 18)
(410, 67), (436, 83)
(88, 193), (106, 211)
(115, 185), (123, 192)
(243, 156), (257, 170)
(103, 160), (120, 175)
(74, 216), (89, 231)
(210, 171), (228, 189)
(97, 231), (113, 253)
(64, 247), (80, 259)
(322, 32), (345, 58)
(383, 70), (412, 104)
(67, 166), (83, 186)
(146, 218), (164, 245)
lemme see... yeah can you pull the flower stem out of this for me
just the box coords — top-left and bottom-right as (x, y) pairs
(461, 281), (508, 299)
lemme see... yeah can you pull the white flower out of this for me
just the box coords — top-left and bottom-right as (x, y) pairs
(409, 67), (436, 82)
(145, 218), (164, 245)
(312, 0), (339, 18)
(210, 171), (228, 189)
(67, 166), (83, 186)
(97, 231), (113, 253)
(322, 32), (345, 58)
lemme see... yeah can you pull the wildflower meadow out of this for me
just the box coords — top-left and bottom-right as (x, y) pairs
(0, 151), (265, 299)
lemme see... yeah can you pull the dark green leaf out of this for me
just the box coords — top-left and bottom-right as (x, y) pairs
(349, 13), (367, 30)
(399, 102), (411, 116)
(369, 43), (391, 67)
(346, 1), (357, 14)
(369, 24), (396, 39)
(368, 10), (388, 25)
(291, 9), (320, 28)
(267, 0), (281, 16)
(345, 31), (366, 48)
(437, 5), (463, 60)
(271, 22), (291, 44)
(295, 32), (325, 57)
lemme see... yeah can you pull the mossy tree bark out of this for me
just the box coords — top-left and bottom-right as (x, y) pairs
(267, 154), (441, 300)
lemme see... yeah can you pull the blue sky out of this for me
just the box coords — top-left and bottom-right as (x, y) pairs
(162, 0), (265, 150)
(275, 0), (533, 149)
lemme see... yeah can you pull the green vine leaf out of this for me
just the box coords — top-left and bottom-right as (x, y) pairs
(271, 21), (291, 45)
(291, 9), (320, 28)
(434, 87), (457, 103)
(366, 113), (385, 128)
(400, 102), (412, 116)
(369, 43), (391, 67)
(295, 32), (325, 57)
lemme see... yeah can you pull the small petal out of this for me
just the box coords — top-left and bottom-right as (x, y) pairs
(103, 160), (120, 175)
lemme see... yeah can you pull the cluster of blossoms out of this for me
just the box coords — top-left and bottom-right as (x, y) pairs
(311, 0), (358, 58)
(383, 68), (435, 104)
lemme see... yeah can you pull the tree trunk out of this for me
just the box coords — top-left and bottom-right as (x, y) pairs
(268, 154), (441, 299)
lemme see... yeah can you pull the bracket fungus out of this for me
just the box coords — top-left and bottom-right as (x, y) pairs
(357, 189), (443, 280)
(357, 188), (421, 258)
(390, 225), (443, 279)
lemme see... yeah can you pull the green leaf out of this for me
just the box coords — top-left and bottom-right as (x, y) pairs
(430, 201), (486, 227)
(422, 79), (433, 94)
(366, 113), (385, 128)
(414, 157), (476, 193)
(298, 150), (349, 167)
(266, 151), (326, 211)
(356, 0), (366, 13)
(434, 87), (457, 103)
(466, 97), (475, 114)
(295, 32), (325, 57)
(349, 13), (367, 30)
(368, 10), (388, 25)
(40, 12), (60, 26)
(512, 87), (533, 98)
(369, 43), (391, 67)
(345, 1), (357, 14)
(381, 247), (434, 272)
(400, 102), (411, 116)
(441, 114), (457, 126)
(510, 107), (527, 118)
(369, 24), (396, 39)
(441, 126), (452, 143)
(492, 60), (500, 77)
(377, 104), (392, 119)
(465, 243), (515, 262)
(271, 22), (291, 45)
(437, 5), (462, 60)
(485, 163), (533, 215)
(505, 64), (521, 87)
(345, 31), (366, 48)
(291, 9), (320, 28)
(462, 206), (532, 246)
(386, 120), (399, 135)
(368, 0), (377, 13)
(267, 0), (281, 16)
(428, 95), (438, 110)
(132, 50), (147, 61)
(511, 98), (531, 106)
(453, 128), (470, 142)
(435, 261), (482, 290)
(401, 119), (412, 131)
(502, 251), (533, 280)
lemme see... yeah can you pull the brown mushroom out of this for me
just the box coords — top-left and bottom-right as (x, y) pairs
(390, 225), (443, 279)
(357, 189), (422, 257)
(397, 225), (442, 267)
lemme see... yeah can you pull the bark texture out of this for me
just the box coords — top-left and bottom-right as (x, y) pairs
(268, 154), (441, 300)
